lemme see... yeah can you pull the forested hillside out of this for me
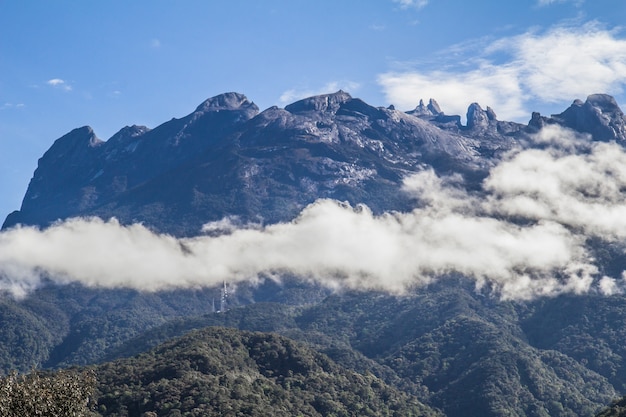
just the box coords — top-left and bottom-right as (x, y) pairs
(95, 282), (624, 417)
(93, 326), (439, 416)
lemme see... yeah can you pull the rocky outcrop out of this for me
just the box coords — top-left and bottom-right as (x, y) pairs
(466, 103), (498, 129)
(552, 94), (626, 141)
(285, 90), (352, 114)
(407, 98), (462, 127)
(193, 91), (257, 114)
(529, 94), (626, 141)
(408, 98), (443, 117)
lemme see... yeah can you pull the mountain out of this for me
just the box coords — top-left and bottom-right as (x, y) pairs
(6, 92), (625, 236)
(3, 91), (626, 417)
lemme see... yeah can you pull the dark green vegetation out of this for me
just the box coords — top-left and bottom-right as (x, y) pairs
(597, 398), (626, 417)
(4, 279), (626, 416)
(94, 326), (438, 416)
(0, 368), (97, 417)
(0, 285), (224, 371)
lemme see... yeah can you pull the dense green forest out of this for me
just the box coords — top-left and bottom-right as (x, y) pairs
(4, 279), (626, 416)
(0, 327), (438, 416)
(598, 398), (626, 417)
(0, 368), (97, 417)
(93, 327), (439, 416)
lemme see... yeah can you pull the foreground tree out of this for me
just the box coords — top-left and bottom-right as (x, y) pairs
(0, 369), (97, 417)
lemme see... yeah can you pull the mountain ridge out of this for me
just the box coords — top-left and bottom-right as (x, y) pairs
(6, 91), (624, 235)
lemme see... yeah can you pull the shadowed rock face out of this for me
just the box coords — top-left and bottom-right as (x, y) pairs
(4, 91), (625, 235)
(529, 94), (626, 141)
(4, 93), (260, 234)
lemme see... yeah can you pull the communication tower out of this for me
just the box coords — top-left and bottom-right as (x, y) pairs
(219, 281), (228, 313)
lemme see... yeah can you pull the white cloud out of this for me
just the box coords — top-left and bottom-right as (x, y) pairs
(378, 23), (626, 120)
(599, 276), (621, 296)
(492, 23), (626, 102)
(392, 0), (429, 9)
(46, 78), (72, 91)
(0, 195), (590, 300)
(484, 126), (626, 241)
(279, 81), (361, 105)
(150, 38), (161, 48)
(378, 63), (527, 121)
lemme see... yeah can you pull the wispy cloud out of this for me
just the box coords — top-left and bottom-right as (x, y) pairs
(391, 0), (429, 10)
(537, 0), (584, 6)
(0, 103), (25, 110)
(369, 24), (386, 31)
(150, 38), (161, 49)
(3, 126), (626, 300)
(279, 81), (361, 105)
(378, 22), (626, 120)
(46, 78), (72, 91)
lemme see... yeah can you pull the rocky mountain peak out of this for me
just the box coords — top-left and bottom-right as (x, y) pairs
(466, 103), (490, 129)
(284, 90), (352, 114)
(586, 94), (618, 111)
(408, 98), (443, 117)
(194, 92), (259, 114)
(410, 99), (430, 116)
(551, 94), (626, 141)
(428, 98), (443, 115)
(107, 125), (150, 144)
(40, 126), (102, 164)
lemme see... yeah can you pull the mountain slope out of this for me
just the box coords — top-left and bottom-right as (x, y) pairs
(103, 284), (617, 417)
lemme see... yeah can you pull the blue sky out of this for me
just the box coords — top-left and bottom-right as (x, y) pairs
(1, 0), (626, 220)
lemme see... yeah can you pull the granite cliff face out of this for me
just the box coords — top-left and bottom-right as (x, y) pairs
(4, 91), (625, 235)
